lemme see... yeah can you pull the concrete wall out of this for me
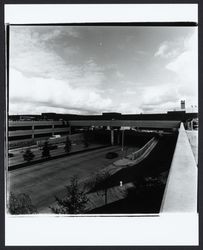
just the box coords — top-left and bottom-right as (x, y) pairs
(160, 123), (197, 213)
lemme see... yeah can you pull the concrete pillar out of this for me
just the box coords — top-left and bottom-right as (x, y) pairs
(117, 131), (120, 145)
(111, 129), (114, 145)
(32, 124), (34, 139)
(52, 123), (54, 136)
(121, 129), (124, 151)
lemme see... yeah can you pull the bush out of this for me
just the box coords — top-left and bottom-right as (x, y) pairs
(85, 171), (111, 205)
(23, 148), (35, 162)
(50, 176), (88, 214)
(64, 136), (72, 153)
(9, 192), (38, 214)
(42, 141), (50, 158)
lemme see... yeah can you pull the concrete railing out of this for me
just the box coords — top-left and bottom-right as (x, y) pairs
(128, 137), (157, 161)
(9, 120), (67, 126)
(111, 137), (158, 169)
(160, 123), (197, 213)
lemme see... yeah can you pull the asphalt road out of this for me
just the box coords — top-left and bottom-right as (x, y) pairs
(8, 145), (138, 213)
(8, 143), (100, 167)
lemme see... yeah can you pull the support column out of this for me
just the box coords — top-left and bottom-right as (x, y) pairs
(52, 123), (54, 136)
(117, 131), (120, 145)
(32, 123), (34, 139)
(111, 129), (114, 145)
(121, 129), (124, 151)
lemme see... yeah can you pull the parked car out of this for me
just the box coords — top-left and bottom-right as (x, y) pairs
(105, 152), (118, 159)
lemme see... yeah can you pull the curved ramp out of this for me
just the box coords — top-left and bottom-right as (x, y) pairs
(95, 137), (159, 177)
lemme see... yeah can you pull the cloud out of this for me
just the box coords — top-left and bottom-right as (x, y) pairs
(10, 26), (106, 91)
(124, 89), (137, 95)
(139, 84), (180, 113)
(154, 44), (168, 57)
(9, 68), (113, 115)
(9, 26), (198, 115)
(154, 40), (184, 59)
(166, 30), (198, 107)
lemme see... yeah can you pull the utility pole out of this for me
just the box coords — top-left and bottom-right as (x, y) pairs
(121, 129), (125, 152)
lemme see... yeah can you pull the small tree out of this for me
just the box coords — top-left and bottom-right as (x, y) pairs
(9, 192), (38, 214)
(50, 176), (88, 214)
(64, 136), (72, 153)
(42, 141), (50, 158)
(23, 148), (35, 162)
(85, 171), (111, 205)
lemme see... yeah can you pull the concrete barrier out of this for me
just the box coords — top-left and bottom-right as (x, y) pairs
(129, 137), (157, 161)
(114, 137), (158, 167)
(160, 123), (197, 213)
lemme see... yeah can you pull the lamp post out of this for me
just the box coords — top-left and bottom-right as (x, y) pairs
(121, 128), (125, 159)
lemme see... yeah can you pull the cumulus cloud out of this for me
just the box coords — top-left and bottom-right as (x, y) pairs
(139, 84), (180, 113)
(9, 68), (113, 115)
(166, 30), (198, 107)
(154, 39), (184, 59)
(9, 26), (198, 115)
(154, 44), (168, 57)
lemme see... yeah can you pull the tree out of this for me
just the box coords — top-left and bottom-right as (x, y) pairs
(42, 141), (50, 158)
(50, 176), (88, 214)
(85, 171), (111, 205)
(8, 192), (38, 214)
(23, 148), (35, 162)
(64, 136), (72, 153)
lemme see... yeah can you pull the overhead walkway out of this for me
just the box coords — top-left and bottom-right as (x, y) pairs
(69, 120), (180, 129)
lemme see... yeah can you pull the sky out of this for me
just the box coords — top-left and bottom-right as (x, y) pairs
(9, 25), (198, 115)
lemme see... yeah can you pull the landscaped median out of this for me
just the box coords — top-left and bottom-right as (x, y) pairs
(8, 144), (110, 171)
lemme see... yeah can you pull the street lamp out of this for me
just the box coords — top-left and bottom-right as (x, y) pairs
(121, 128), (125, 152)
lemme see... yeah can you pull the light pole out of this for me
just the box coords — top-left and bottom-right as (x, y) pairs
(121, 128), (125, 158)
(121, 129), (124, 151)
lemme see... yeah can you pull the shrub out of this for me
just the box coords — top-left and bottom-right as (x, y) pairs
(50, 176), (88, 214)
(42, 141), (50, 158)
(9, 192), (38, 214)
(85, 171), (111, 205)
(64, 136), (72, 153)
(23, 148), (35, 162)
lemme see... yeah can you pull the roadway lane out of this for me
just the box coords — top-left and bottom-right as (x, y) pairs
(8, 145), (139, 212)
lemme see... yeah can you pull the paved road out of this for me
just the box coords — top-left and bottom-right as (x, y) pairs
(8, 145), (138, 213)
(8, 143), (100, 167)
